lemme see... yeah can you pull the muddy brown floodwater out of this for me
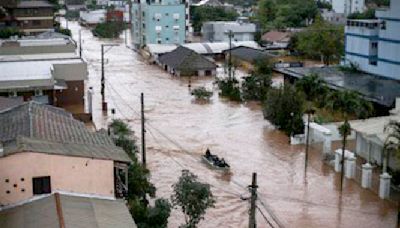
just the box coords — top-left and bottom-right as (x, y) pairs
(67, 20), (397, 228)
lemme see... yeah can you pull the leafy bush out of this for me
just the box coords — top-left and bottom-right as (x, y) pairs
(348, 9), (376, 19)
(0, 27), (23, 38)
(216, 78), (242, 102)
(93, 22), (124, 38)
(55, 28), (72, 36)
(263, 85), (305, 135)
(191, 87), (213, 100)
(241, 59), (272, 101)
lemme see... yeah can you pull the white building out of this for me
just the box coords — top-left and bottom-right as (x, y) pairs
(344, 0), (400, 80)
(331, 0), (365, 15)
(201, 19), (256, 42)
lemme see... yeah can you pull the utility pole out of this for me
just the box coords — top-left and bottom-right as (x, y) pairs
(141, 93), (146, 166)
(304, 108), (315, 175)
(124, 29), (127, 46)
(248, 172), (258, 228)
(65, 16), (69, 30)
(100, 43), (119, 112)
(101, 44), (106, 111)
(79, 29), (82, 58)
(228, 30), (233, 80)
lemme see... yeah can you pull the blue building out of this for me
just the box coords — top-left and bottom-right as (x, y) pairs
(344, 0), (400, 80)
(131, 0), (187, 47)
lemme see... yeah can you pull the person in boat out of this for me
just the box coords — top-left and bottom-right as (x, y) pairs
(218, 158), (229, 168)
(205, 148), (211, 159)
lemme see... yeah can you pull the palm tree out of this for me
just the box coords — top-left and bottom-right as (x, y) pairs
(326, 90), (373, 191)
(295, 74), (327, 172)
(295, 73), (328, 102)
(383, 121), (400, 173)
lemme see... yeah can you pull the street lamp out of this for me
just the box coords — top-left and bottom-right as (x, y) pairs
(101, 43), (119, 112)
(304, 107), (316, 174)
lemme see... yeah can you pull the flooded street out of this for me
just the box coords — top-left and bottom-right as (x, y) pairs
(69, 21), (397, 227)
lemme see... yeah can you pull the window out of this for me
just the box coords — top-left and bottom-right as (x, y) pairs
(369, 59), (377, 66)
(32, 176), (51, 195)
(33, 20), (41, 26)
(371, 42), (378, 49)
(381, 21), (386, 30)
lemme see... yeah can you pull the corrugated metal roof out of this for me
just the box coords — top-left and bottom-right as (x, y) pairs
(0, 102), (131, 163)
(147, 41), (261, 55)
(276, 67), (400, 107)
(0, 193), (137, 228)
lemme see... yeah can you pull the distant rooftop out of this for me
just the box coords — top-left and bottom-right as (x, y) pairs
(276, 66), (400, 108)
(17, 0), (54, 8)
(224, 46), (271, 63)
(146, 41), (261, 55)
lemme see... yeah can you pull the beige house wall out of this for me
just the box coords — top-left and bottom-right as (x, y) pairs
(0, 152), (115, 206)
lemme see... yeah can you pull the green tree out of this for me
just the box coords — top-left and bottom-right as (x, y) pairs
(93, 22), (125, 38)
(325, 90), (372, 190)
(257, 0), (319, 29)
(257, 0), (277, 29)
(241, 59), (272, 101)
(109, 119), (171, 228)
(191, 6), (238, 33)
(295, 16), (344, 65)
(263, 85), (305, 135)
(217, 77), (242, 102)
(172, 170), (216, 228)
(295, 73), (329, 108)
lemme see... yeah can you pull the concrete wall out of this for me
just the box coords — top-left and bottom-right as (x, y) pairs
(55, 80), (85, 107)
(202, 22), (256, 42)
(53, 62), (88, 81)
(0, 152), (115, 206)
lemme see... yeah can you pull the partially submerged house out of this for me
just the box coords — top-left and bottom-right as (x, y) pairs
(0, 101), (131, 206)
(158, 46), (217, 76)
(144, 41), (260, 63)
(223, 46), (270, 70)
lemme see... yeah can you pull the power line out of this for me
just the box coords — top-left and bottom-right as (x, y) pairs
(256, 205), (275, 228)
(104, 80), (284, 225)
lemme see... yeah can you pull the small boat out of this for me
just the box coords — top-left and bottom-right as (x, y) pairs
(202, 154), (230, 171)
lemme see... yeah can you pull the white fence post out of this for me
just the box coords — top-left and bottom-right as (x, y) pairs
(361, 163), (373, 189)
(379, 172), (392, 199)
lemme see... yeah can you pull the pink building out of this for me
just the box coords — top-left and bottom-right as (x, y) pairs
(0, 101), (131, 207)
